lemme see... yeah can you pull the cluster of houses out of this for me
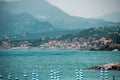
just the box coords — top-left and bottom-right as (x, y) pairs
(40, 38), (112, 50)
(0, 41), (32, 50)
(0, 37), (113, 50)
(40, 40), (87, 50)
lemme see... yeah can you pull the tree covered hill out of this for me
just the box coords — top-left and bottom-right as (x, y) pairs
(0, 25), (120, 48)
(57, 25), (120, 41)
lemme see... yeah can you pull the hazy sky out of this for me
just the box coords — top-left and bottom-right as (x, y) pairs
(47, 0), (120, 18)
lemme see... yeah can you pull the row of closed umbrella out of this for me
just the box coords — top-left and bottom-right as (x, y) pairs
(0, 68), (111, 80)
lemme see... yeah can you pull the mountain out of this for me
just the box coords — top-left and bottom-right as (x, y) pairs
(59, 25), (120, 41)
(95, 12), (120, 22)
(0, 0), (117, 30)
(0, 11), (55, 35)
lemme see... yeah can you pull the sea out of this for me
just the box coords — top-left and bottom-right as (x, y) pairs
(0, 50), (120, 80)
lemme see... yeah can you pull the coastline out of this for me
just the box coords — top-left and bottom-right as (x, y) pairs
(0, 48), (120, 52)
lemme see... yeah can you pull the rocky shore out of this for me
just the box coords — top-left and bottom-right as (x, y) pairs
(90, 44), (120, 51)
(90, 62), (120, 70)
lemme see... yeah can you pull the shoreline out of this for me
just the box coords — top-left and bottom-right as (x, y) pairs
(0, 48), (120, 52)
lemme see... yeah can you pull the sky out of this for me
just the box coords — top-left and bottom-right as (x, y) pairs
(47, 0), (120, 18)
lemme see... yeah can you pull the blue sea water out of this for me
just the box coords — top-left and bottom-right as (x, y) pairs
(0, 50), (120, 80)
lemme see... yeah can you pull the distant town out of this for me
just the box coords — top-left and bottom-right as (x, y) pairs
(0, 26), (120, 51)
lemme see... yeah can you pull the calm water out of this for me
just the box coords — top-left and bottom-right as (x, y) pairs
(0, 50), (120, 80)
